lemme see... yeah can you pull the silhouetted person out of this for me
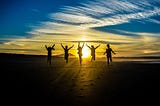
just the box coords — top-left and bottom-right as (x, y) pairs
(45, 44), (55, 65)
(86, 44), (100, 61)
(77, 42), (85, 65)
(104, 44), (116, 64)
(61, 43), (74, 63)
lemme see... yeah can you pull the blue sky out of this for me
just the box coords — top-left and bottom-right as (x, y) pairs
(0, 0), (160, 57)
(0, 0), (85, 37)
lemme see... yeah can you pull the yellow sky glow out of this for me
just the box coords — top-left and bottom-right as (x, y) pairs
(0, 31), (160, 57)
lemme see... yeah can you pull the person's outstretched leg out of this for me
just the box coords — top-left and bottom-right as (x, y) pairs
(66, 58), (68, 63)
(49, 59), (51, 65)
(80, 57), (82, 65)
(47, 56), (50, 64)
(93, 55), (95, 60)
(107, 57), (109, 64)
(110, 56), (112, 62)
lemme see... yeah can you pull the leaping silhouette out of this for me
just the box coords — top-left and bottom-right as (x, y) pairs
(86, 44), (100, 61)
(77, 42), (85, 65)
(104, 44), (116, 65)
(61, 43), (74, 63)
(45, 44), (55, 65)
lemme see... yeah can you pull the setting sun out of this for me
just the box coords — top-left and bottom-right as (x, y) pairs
(82, 46), (90, 58)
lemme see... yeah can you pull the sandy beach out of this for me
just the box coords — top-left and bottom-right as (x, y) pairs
(2, 53), (160, 105)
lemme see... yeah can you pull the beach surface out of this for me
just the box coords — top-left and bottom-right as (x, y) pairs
(2, 54), (160, 105)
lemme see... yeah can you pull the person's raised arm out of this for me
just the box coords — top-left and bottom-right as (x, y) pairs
(45, 45), (48, 49)
(82, 42), (85, 48)
(61, 43), (65, 49)
(52, 44), (55, 50)
(69, 45), (74, 50)
(52, 44), (55, 48)
(78, 42), (80, 48)
(95, 44), (100, 49)
(86, 44), (91, 49)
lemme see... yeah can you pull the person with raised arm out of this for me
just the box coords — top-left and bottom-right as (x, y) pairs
(86, 44), (100, 61)
(61, 43), (74, 63)
(77, 42), (85, 65)
(104, 44), (116, 65)
(45, 44), (55, 65)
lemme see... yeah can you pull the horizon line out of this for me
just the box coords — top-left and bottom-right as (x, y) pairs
(1, 53), (160, 59)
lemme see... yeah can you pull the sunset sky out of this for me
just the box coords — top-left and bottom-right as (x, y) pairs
(0, 0), (160, 57)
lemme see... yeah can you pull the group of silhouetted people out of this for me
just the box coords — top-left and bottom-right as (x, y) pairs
(45, 43), (116, 65)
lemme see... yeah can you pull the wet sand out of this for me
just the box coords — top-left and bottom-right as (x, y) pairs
(2, 54), (160, 105)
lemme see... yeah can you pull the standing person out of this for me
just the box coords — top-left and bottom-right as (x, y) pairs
(45, 44), (55, 65)
(61, 43), (74, 63)
(86, 44), (100, 61)
(77, 42), (85, 65)
(104, 44), (116, 65)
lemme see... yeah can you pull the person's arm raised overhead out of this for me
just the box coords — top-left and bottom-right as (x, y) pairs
(86, 44), (91, 49)
(52, 44), (55, 50)
(52, 44), (55, 48)
(69, 45), (74, 50)
(61, 43), (65, 49)
(78, 42), (80, 48)
(95, 44), (100, 49)
(45, 45), (48, 49)
(82, 42), (85, 48)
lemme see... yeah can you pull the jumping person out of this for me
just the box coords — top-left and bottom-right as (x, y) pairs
(104, 44), (116, 65)
(61, 43), (74, 63)
(45, 44), (55, 65)
(77, 42), (85, 65)
(86, 44), (100, 61)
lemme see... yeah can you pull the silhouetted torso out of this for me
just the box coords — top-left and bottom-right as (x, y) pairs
(45, 45), (55, 65)
(64, 49), (69, 59)
(86, 44), (100, 61)
(91, 47), (96, 56)
(78, 47), (82, 56)
(47, 47), (53, 57)
(61, 44), (74, 63)
(104, 44), (116, 64)
(106, 48), (112, 57)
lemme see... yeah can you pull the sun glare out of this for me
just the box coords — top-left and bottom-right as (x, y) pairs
(82, 46), (90, 58)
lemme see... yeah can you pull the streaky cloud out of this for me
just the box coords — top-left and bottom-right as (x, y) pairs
(30, 0), (160, 37)
(65, 40), (133, 45)
(2, 0), (160, 56)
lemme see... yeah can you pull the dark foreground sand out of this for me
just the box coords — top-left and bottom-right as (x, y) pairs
(2, 54), (160, 105)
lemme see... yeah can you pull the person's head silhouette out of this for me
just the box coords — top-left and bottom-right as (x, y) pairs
(107, 44), (110, 48)
(91, 45), (94, 48)
(65, 46), (68, 49)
